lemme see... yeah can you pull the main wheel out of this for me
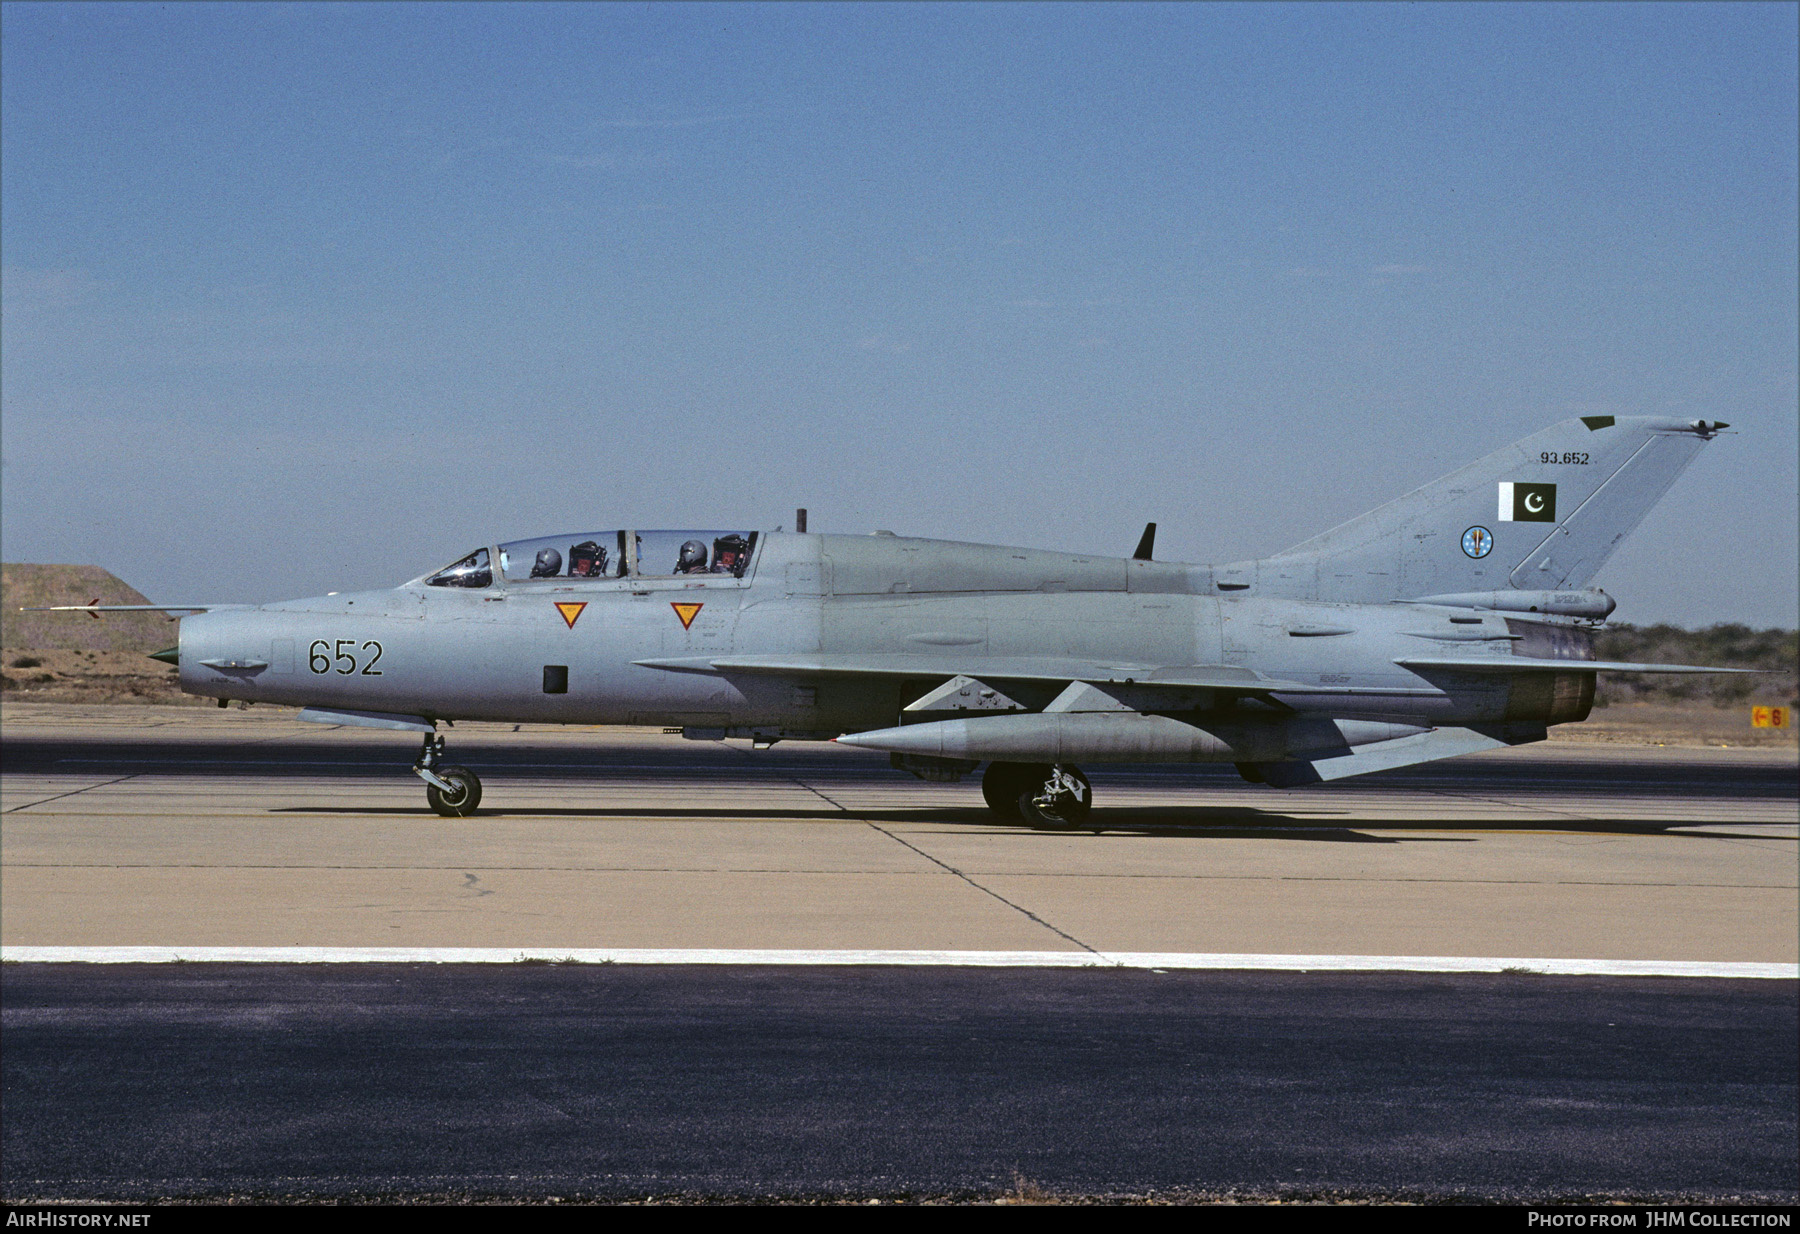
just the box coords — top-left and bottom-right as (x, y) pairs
(982, 762), (1050, 822)
(1017, 765), (1092, 829)
(426, 765), (483, 817)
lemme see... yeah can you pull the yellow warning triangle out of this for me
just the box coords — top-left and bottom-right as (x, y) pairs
(670, 601), (703, 630)
(554, 601), (587, 628)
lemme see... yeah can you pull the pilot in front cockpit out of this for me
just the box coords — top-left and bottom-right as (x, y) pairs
(530, 548), (563, 578)
(675, 540), (710, 574)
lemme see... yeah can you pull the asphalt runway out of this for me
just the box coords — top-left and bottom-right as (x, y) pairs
(3, 964), (1795, 1203)
(2, 705), (1795, 1202)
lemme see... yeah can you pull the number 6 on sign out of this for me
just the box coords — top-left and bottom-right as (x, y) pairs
(1751, 707), (1790, 729)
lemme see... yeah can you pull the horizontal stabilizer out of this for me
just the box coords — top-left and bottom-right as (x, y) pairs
(1260, 724), (1545, 787)
(1395, 657), (1756, 675)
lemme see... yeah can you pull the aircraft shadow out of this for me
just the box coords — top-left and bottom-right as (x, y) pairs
(266, 804), (1433, 842)
(257, 803), (1784, 842)
(1078, 811), (1790, 842)
(266, 802), (1401, 836)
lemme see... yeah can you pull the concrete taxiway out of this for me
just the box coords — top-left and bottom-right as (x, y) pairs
(2, 704), (1794, 963)
(3, 705), (1795, 1202)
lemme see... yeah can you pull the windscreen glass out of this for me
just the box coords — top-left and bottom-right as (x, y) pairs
(425, 547), (493, 588)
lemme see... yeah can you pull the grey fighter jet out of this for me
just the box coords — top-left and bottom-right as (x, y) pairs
(34, 415), (1750, 823)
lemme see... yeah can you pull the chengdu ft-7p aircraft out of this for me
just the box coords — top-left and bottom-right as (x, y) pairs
(37, 415), (1750, 824)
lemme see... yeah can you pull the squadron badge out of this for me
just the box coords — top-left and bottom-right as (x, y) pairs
(1461, 526), (1493, 559)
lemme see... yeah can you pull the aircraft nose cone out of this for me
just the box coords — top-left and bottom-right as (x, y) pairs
(148, 646), (179, 666)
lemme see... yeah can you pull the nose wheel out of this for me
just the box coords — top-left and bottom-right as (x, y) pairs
(414, 733), (482, 817)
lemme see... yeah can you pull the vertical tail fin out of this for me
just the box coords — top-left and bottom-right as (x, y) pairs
(1251, 416), (1726, 603)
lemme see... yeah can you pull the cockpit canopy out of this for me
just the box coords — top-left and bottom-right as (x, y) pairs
(425, 530), (758, 588)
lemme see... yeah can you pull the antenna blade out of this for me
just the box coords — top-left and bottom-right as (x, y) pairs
(1132, 522), (1156, 561)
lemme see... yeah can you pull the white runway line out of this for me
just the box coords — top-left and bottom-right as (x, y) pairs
(2, 947), (1793, 979)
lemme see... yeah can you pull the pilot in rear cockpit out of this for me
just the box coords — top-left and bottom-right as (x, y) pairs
(676, 540), (709, 574)
(530, 548), (563, 578)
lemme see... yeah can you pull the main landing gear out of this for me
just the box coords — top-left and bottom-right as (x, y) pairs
(414, 732), (482, 817)
(981, 761), (1092, 829)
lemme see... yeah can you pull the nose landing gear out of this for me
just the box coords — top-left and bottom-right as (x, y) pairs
(414, 733), (482, 817)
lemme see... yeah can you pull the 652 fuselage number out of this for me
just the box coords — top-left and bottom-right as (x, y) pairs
(309, 639), (383, 675)
(1540, 452), (1589, 464)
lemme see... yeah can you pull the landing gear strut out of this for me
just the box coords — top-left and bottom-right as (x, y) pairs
(981, 761), (1092, 829)
(414, 732), (482, 817)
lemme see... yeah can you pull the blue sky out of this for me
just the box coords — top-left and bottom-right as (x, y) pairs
(4, 1), (1795, 626)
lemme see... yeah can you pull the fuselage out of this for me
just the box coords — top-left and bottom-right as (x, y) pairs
(177, 530), (1596, 747)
